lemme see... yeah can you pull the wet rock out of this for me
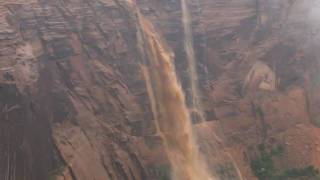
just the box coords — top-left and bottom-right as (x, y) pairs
(0, 0), (320, 179)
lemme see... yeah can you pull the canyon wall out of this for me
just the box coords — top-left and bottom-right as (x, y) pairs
(1, 0), (320, 179)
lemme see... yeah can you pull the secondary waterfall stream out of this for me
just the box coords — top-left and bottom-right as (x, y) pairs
(180, 1), (243, 180)
(181, 0), (205, 122)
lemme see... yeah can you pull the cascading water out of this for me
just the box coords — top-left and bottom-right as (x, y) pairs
(137, 16), (213, 180)
(181, 0), (205, 122)
(117, 1), (214, 179)
(114, 1), (245, 179)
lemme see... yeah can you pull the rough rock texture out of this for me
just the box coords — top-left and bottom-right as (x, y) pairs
(1, 0), (320, 180)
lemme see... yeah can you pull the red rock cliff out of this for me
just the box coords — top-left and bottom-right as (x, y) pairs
(1, 0), (320, 180)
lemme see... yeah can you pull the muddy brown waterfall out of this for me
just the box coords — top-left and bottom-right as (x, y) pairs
(138, 18), (212, 180)
(120, 1), (214, 179)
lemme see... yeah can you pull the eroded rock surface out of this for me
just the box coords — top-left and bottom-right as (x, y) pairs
(1, 0), (320, 180)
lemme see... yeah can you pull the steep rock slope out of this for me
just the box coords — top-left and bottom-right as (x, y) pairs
(0, 0), (160, 179)
(0, 0), (320, 180)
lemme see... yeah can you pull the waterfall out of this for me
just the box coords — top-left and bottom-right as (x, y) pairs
(136, 7), (213, 180)
(117, 0), (214, 179)
(181, 0), (205, 123)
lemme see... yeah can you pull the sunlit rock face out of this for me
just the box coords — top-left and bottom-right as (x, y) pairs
(1, 0), (320, 179)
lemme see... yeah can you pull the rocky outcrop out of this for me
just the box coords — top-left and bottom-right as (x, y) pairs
(0, 0), (320, 180)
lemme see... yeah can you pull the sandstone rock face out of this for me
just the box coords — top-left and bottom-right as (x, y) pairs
(0, 0), (320, 180)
